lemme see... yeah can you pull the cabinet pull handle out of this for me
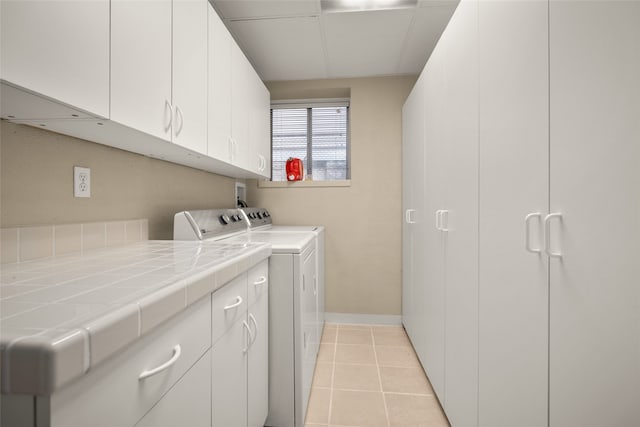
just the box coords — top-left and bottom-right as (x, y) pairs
(242, 321), (253, 353)
(139, 345), (181, 380)
(525, 212), (542, 253)
(441, 210), (450, 232)
(248, 313), (258, 345)
(175, 105), (184, 137)
(164, 100), (173, 133)
(544, 212), (563, 258)
(435, 210), (442, 230)
(302, 276), (306, 291)
(253, 276), (267, 286)
(313, 276), (317, 296)
(224, 296), (243, 311)
(405, 209), (416, 224)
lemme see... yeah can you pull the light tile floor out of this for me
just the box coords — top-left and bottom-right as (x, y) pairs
(305, 323), (450, 427)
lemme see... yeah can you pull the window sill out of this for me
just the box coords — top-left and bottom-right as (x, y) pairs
(257, 179), (351, 188)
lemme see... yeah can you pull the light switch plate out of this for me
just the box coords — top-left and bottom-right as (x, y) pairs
(74, 166), (91, 198)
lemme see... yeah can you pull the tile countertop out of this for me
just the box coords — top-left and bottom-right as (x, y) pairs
(0, 240), (271, 396)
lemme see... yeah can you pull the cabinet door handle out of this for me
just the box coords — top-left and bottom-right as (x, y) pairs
(405, 209), (416, 224)
(224, 296), (243, 311)
(544, 212), (563, 258)
(138, 345), (181, 380)
(441, 210), (450, 232)
(164, 100), (173, 133)
(242, 321), (253, 353)
(174, 105), (184, 137)
(248, 313), (258, 345)
(253, 276), (267, 286)
(525, 212), (542, 253)
(435, 210), (442, 230)
(313, 276), (317, 296)
(302, 276), (306, 291)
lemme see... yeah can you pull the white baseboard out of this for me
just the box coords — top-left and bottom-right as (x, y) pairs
(324, 312), (402, 326)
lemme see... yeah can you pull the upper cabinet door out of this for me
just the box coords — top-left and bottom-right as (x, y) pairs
(111, 0), (172, 141)
(172, 0), (208, 154)
(208, 7), (233, 162)
(249, 71), (271, 178)
(0, 0), (109, 118)
(231, 40), (252, 169)
(549, 2), (640, 426)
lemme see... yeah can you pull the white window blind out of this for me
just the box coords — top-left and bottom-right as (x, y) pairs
(271, 101), (350, 181)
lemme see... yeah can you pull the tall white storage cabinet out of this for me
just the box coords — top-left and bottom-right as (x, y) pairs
(548, 2), (640, 426)
(403, 1), (640, 426)
(477, 1), (549, 426)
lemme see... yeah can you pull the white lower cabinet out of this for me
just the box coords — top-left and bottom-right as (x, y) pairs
(135, 350), (212, 427)
(48, 297), (212, 427)
(212, 316), (249, 427)
(212, 260), (269, 427)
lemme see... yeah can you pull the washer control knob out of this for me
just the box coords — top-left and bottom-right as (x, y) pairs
(257, 212), (263, 219)
(219, 215), (230, 225)
(263, 211), (270, 218)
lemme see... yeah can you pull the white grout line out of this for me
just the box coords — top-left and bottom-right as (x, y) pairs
(371, 326), (391, 427)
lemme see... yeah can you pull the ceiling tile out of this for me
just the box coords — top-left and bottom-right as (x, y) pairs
(229, 16), (328, 81)
(214, 0), (321, 20)
(397, 5), (457, 74)
(322, 9), (415, 78)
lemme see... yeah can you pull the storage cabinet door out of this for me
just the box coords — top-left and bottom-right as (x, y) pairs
(207, 5), (233, 162)
(172, 0), (208, 154)
(111, 0), (172, 140)
(441, 1), (479, 425)
(248, 297), (269, 427)
(250, 75), (271, 178)
(401, 71), (426, 356)
(0, 0), (110, 118)
(421, 36), (447, 402)
(212, 317), (248, 427)
(549, 2), (640, 426)
(477, 1), (549, 426)
(135, 350), (211, 427)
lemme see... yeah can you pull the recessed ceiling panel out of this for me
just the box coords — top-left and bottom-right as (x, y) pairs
(397, 5), (457, 74)
(229, 16), (328, 81)
(214, 0), (321, 20)
(322, 9), (415, 78)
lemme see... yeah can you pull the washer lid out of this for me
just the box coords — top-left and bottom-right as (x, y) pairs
(222, 231), (314, 254)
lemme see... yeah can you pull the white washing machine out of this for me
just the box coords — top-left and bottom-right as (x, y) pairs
(239, 208), (325, 343)
(174, 209), (320, 427)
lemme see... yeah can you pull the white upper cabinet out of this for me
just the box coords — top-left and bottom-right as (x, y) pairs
(111, 0), (173, 141)
(0, 0), (110, 119)
(208, 7), (233, 162)
(172, 0), (208, 154)
(111, 0), (207, 153)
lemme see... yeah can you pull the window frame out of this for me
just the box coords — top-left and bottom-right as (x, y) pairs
(270, 98), (351, 182)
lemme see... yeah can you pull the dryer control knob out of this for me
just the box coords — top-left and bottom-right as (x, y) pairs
(219, 215), (230, 225)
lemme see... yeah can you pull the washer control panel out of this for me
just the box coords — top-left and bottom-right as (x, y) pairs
(240, 207), (272, 229)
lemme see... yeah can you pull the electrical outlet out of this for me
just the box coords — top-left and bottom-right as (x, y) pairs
(74, 166), (91, 198)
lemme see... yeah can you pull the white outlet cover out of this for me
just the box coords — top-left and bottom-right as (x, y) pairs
(74, 166), (91, 198)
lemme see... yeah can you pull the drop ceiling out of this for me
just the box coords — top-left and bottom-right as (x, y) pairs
(211, 0), (459, 81)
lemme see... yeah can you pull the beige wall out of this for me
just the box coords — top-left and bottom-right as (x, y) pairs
(0, 121), (236, 239)
(248, 76), (416, 316)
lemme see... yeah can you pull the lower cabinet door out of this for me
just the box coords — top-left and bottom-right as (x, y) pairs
(248, 298), (269, 427)
(135, 350), (211, 427)
(212, 316), (248, 427)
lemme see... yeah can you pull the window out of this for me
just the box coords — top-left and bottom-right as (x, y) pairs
(271, 101), (350, 182)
